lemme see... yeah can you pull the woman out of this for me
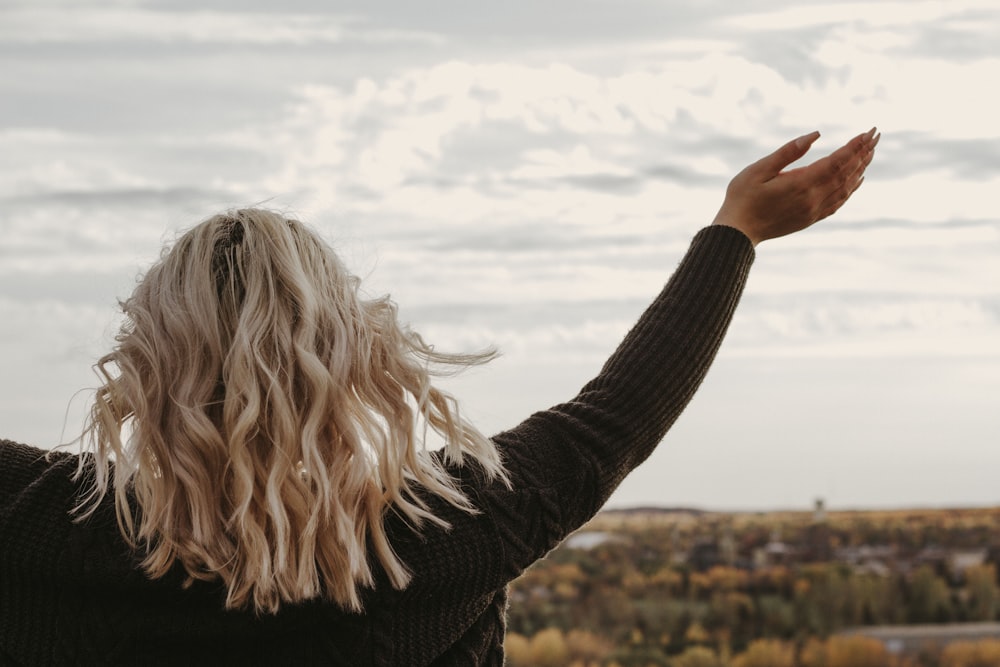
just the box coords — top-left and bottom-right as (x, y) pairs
(0, 128), (877, 666)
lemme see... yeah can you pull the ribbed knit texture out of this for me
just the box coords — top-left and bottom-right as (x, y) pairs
(0, 225), (754, 666)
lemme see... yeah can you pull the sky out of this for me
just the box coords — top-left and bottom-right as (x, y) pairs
(1, 0), (998, 511)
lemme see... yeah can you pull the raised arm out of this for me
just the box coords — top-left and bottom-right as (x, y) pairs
(486, 129), (879, 572)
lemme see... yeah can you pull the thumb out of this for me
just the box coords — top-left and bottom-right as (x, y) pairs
(750, 131), (821, 181)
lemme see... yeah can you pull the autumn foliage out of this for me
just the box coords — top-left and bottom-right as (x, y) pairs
(505, 506), (1000, 666)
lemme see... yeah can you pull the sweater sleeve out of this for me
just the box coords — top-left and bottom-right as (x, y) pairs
(484, 224), (755, 578)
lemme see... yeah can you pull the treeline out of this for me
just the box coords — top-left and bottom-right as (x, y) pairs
(509, 560), (999, 662)
(505, 507), (1000, 666)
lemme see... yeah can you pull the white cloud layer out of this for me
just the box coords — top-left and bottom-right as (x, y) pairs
(0, 7), (443, 46)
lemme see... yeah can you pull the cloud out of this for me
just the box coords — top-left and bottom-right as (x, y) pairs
(235, 52), (997, 264)
(0, 7), (443, 46)
(0, 186), (239, 276)
(249, 57), (808, 220)
(865, 134), (1000, 181)
(153, 0), (721, 47)
(0, 270), (129, 307)
(713, 6), (1000, 142)
(880, 5), (1000, 62)
(727, 292), (1000, 359)
(7, 4), (996, 240)
(0, 297), (111, 354)
(718, 1), (998, 32)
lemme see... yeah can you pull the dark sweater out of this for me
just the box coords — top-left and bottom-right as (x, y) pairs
(0, 225), (754, 666)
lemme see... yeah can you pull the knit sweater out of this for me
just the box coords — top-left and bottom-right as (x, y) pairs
(0, 225), (754, 667)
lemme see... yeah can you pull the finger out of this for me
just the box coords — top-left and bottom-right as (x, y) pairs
(816, 176), (864, 221)
(806, 129), (874, 187)
(750, 131), (821, 181)
(812, 130), (877, 217)
(816, 160), (869, 221)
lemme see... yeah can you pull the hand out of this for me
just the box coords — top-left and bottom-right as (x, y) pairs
(712, 128), (879, 246)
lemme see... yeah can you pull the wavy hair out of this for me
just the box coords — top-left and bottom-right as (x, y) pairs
(73, 208), (506, 613)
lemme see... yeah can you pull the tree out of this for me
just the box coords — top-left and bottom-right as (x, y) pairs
(650, 566), (684, 596)
(940, 638), (1000, 667)
(707, 591), (753, 642)
(964, 564), (998, 622)
(799, 638), (826, 667)
(671, 646), (725, 667)
(755, 595), (795, 637)
(847, 573), (901, 626)
(505, 632), (531, 666)
(827, 636), (888, 667)
(908, 565), (954, 623)
(684, 621), (710, 645)
(565, 629), (613, 665)
(732, 639), (795, 667)
(528, 628), (570, 667)
(794, 563), (852, 635)
(706, 566), (748, 592)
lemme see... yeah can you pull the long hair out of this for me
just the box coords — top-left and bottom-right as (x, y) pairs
(73, 208), (506, 614)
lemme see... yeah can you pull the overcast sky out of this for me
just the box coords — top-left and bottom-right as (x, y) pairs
(1, 0), (998, 511)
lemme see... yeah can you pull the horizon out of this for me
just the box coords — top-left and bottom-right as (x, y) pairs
(598, 501), (1000, 515)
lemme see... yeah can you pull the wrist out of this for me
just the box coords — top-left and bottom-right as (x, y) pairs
(710, 218), (760, 247)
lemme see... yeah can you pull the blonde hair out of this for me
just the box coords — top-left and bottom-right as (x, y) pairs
(74, 208), (506, 614)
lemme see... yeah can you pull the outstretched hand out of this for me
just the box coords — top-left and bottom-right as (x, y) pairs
(712, 128), (879, 246)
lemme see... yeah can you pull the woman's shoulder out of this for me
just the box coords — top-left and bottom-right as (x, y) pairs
(0, 438), (78, 507)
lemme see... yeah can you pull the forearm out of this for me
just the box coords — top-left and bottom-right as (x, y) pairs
(567, 224), (754, 493)
(492, 224), (754, 528)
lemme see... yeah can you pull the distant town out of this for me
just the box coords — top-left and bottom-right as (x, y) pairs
(505, 502), (1000, 667)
